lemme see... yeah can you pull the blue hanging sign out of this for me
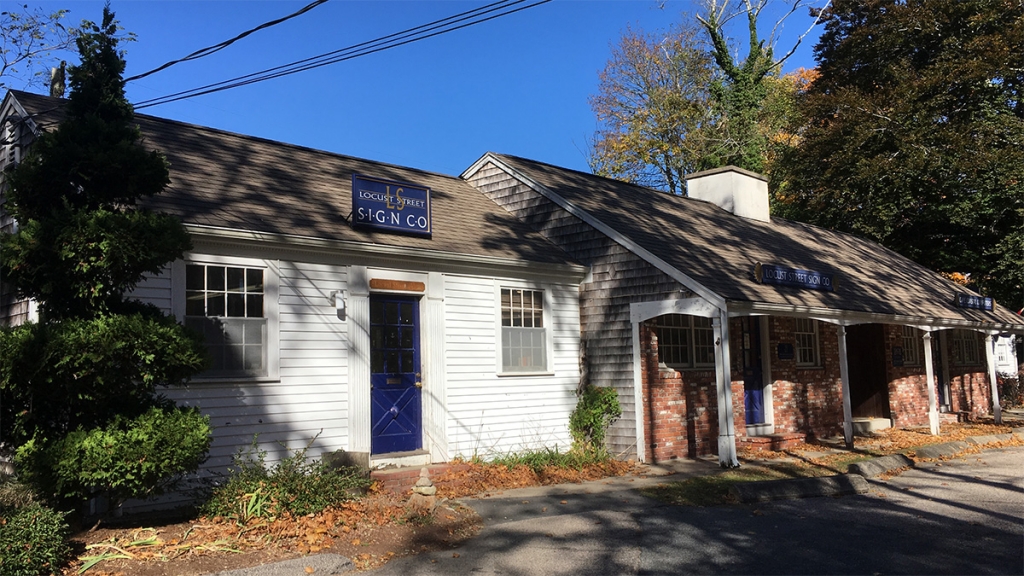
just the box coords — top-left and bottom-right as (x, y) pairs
(755, 263), (835, 292)
(955, 293), (993, 311)
(352, 174), (431, 237)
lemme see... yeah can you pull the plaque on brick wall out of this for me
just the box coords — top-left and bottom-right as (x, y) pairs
(892, 345), (904, 367)
(777, 343), (794, 360)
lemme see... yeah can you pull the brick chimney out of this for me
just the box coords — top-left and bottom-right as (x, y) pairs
(684, 166), (770, 222)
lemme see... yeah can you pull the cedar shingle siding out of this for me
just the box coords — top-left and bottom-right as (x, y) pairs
(467, 161), (691, 456)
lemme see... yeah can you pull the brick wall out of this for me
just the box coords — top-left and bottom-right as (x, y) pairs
(639, 319), (746, 462)
(641, 317), (995, 463)
(881, 325), (991, 425)
(765, 317), (844, 439)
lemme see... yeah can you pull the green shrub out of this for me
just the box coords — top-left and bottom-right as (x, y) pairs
(484, 446), (611, 472)
(0, 313), (206, 448)
(569, 386), (622, 454)
(0, 503), (71, 576)
(203, 439), (370, 523)
(16, 406), (211, 507)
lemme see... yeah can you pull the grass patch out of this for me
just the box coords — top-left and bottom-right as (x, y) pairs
(641, 465), (795, 506)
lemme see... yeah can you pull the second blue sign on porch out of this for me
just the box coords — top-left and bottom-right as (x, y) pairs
(352, 174), (432, 237)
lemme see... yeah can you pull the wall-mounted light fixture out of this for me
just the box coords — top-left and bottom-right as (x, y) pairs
(328, 290), (347, 320)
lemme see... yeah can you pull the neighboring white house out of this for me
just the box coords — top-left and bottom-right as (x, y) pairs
(995, 334), (1020, 376)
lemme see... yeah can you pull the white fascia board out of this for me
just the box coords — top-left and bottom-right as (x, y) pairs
(729, 300), (1024, 333)
(464, 153), (726, 311)
(184, 223), (588, 283)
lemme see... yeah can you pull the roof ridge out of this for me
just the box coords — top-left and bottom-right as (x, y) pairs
(9, 89), (466, 184)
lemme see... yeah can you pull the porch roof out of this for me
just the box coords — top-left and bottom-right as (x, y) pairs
(482, 153), (1023, 331)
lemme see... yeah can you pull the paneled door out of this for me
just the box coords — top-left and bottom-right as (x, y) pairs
(369, 296), (422, 454)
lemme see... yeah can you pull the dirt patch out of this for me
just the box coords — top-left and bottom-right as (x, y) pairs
(63, 492), (480, 575)
(62, 460), (634, 575)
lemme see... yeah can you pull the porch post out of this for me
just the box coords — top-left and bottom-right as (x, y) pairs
(631, 316), (647, 463)
(713, 312), (738, 467)
(837, 324), (854, 448)
(922, 331), (939, 435)
(984, 334), (1002, 424)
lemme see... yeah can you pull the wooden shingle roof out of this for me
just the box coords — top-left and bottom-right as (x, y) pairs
(7, 91), (577, 268)
(488, 153), (1024, 329)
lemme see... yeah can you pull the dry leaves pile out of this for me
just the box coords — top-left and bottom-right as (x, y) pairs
(63, 491), (419, 575)
(434, 460), (633, 499)
(738, 421), (1024, 471)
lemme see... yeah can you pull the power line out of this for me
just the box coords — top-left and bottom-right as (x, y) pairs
(133, 0), (551, 110)
(125, 0), (330, 82)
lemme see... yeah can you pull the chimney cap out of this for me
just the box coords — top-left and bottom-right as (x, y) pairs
(684, 165), (767, 183)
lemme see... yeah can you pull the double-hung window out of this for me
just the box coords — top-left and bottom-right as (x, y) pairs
(794, 318), (821, 367)
(500, 287), (547, 373)
(951, 329), (981, 365)
(653, 315), (715, 369)
(185, 263), (268, 378)
(901, 326), (921, 366)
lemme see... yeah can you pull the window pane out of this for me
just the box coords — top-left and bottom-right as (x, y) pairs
(401, 350), (414, 372)
(385, 326), (399, 347)
(207, 266), (225, 291)
(386, 350), (399, 373)
(246, 294), (263, 318)
(370, 301), (384, 324)
(186, 265), (205, 290)
(246, 268), (264, 292)
(401, 327), (413, 348)
(226, 267), (245, 292)
(371, 350), (384, 373)
(185, 292), (205, 316)
(244, 320), (264, 345)
(243, 345), (263, 371)
(385, 302), (398, 325)
(400, 303), (413, 324)
(207, 294), (225, 317)
(227, 293), (245, 317)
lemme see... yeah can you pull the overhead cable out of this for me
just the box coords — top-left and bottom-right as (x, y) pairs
(133, 0), (551, 110)
(126, 0), (330, 82)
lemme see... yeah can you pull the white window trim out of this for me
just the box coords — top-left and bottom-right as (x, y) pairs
(172, 256), (280, 383)
(493, 280), (554, 377)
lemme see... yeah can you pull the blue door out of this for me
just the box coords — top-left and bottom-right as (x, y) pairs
(742, 317), (765, 424)
(370, 296), (422, 454)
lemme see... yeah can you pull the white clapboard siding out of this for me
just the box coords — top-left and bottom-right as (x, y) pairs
(443, 274), (580, 460)
(127, 259), (353, 478)
(131, 268), (173, 312)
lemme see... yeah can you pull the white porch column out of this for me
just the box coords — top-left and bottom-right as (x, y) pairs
(713, 312), (738, 467)
(347, 265), (371, 454)
(922, 331), (939, 435)
(837, 324), (854, 448)
(985, 334), (1002, 424)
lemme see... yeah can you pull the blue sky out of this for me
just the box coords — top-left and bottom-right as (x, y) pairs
(24, 1), (824, 176)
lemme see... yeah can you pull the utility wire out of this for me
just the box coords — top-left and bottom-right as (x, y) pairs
(134, 0), (551, 110)
(133, 0), (522, 108)
(125, 0), (330, 82)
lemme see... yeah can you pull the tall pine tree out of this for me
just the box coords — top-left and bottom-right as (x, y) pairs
(0, 7), (209, 510)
